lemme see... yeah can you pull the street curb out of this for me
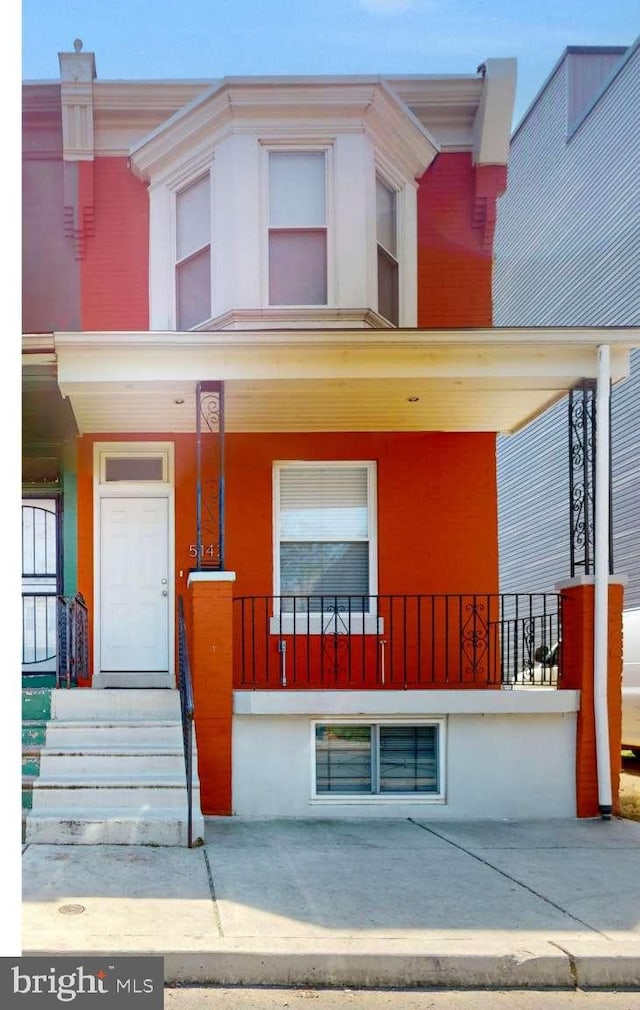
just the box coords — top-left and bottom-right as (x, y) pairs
(163, 949), (575, 988)
(20, 941), (591, 989)
(25, 942), (640, 988)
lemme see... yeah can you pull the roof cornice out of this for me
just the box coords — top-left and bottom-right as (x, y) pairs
(128, 79), (440, 183)
(53, 326), (640, 351)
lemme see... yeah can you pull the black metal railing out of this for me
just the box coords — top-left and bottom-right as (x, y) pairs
(57, 593), (89, 688)
(234, 593), (562, 690)
(498, 594), (562, 688)
(21, 591), (89, 686)
(177, 596), (196, 848)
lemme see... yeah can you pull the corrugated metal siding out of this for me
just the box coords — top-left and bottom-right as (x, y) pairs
(494, 44), (640, 607)
(567, 50), (627, 132)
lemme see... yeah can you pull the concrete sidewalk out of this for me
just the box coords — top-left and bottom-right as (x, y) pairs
(22, 817), (640, 989)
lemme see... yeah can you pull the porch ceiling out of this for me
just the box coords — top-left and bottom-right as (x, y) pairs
(52, 327), (638, 435)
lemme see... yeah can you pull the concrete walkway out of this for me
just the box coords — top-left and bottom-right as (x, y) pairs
(22, 817), (640, 989)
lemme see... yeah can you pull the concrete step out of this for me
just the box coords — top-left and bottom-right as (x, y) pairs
(21, 688), (201, 847)
(31, 780), (196, 810)
(24, 808), (204, 846)
(44, 722), (184, 747)
(50, 689), (181, 721)
(38, 752), (188, 776)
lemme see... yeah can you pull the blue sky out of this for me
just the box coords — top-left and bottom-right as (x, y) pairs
(21, 0), (639, 127)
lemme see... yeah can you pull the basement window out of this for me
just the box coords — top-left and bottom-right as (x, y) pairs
(313, 721), (444, 800)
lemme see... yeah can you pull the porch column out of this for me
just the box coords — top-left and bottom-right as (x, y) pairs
(556, 577), (624, 817)
(187, 571), (236, 815)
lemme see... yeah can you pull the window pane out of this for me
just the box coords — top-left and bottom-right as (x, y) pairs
(316, 725), (371, 793)
(176, 175), (210, 261)
(104, 457), (165, 482)
(377, 246), (399, 326)
(22, 504), (57, 576)
(177, 246), (211, 329)
(270, 151), (326, 228)
(379, 725), (439, 793)
(280, 542), (369, 611)
(280, 466), (369, 540)
(376, 178), (397, 256)
(269, 230), (327, 305)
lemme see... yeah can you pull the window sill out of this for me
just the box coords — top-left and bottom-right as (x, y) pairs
(269, 614), (383, 636)
(310, 795), (445, 805)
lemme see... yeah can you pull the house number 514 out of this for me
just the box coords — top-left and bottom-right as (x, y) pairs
(188, 544), (217, 558)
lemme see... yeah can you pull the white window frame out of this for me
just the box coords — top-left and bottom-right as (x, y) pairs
(375, 172), (400, 326)
(92, 442), (176, 680)
(373, 155), (416, 328)
(271, 460), (378, 634)
(170, 162), (215, 330)
(261, 142), (334, 309)
(310, 719), (446, 804)
(98, 448), (171, 485)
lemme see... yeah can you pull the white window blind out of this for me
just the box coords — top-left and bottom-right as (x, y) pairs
(268, 151), (327, 306)
(277, 464), (373, 610)
(175, 173), (211, 329)
(270, 152), (326, 228)
(315, 724), (441, 795)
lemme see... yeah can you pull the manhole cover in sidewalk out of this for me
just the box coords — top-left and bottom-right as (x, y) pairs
(58, 904), (85, 915)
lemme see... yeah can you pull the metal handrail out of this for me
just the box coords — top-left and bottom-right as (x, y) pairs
(177, 596), (195, 848)
(56, 593), (89, 688)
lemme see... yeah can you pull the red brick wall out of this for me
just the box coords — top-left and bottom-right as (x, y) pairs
(559, 581), (624, 817)
(225, 431), (499, 598)
(80, 158), (149, 330)
(76, 429), (499, 673)
(417, 153), (506, 327)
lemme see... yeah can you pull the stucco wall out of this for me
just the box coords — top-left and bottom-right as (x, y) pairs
(231, 691), (578, 818)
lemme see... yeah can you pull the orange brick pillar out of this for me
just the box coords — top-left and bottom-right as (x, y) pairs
(558, 577), (624, 817)
(187, 572), (236, 815)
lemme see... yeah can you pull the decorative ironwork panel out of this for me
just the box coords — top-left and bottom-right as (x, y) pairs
(460, 598), (489, 679)
(569, 380), (596, 576)
(196, 381), (225, 570)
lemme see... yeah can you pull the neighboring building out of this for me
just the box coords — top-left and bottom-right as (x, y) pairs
(494, 39), (640, 607)
(21, 43), (635, 844)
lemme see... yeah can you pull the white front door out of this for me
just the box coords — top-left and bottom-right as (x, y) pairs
(99, 496), (170, 678)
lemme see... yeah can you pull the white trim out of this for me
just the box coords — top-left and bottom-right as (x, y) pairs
(233, 688), (581, 716)
(310, 717), (446, 803)
(92, 441), (175, 686)
(149, 155), (215, 330)
(555, 575), (627, 590)
(269, 613), (382, 636)
(172, 168), (215, 329)
(187, 570), (237, 585)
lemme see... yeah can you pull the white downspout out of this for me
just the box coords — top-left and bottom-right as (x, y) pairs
(594, 344), (612, 818)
